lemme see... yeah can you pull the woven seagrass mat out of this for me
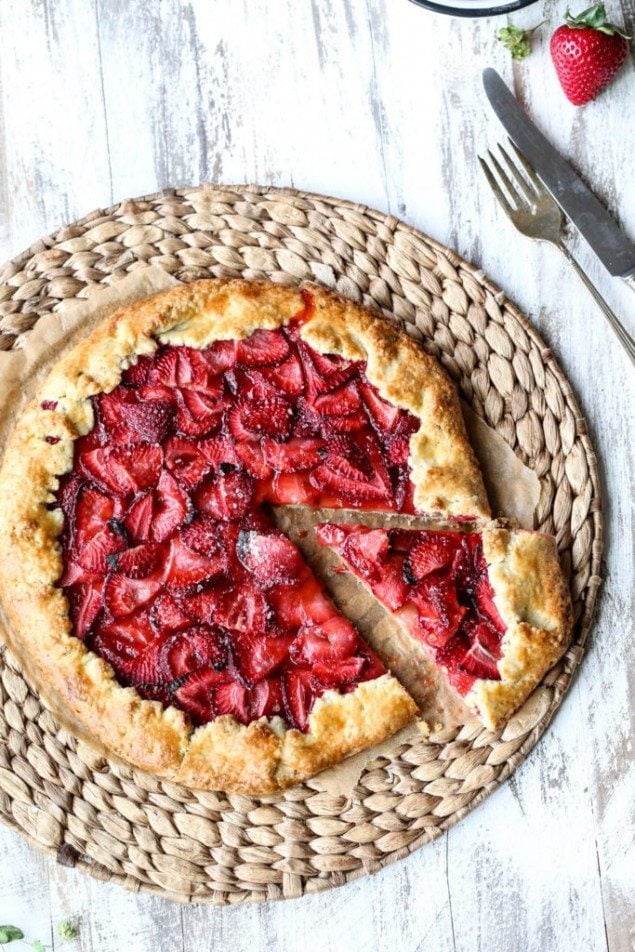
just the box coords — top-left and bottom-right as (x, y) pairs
(0, 184), (602, 904)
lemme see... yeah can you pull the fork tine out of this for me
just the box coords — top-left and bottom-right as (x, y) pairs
(485, 148), (524, 208)
(507, 139), (544, 192)
(478, 155), (515, 217)
(496, 143), (536, 203)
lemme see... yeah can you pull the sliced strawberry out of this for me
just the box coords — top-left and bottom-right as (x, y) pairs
(151, 592), (192, 631)
(386, 435), (411, 466)
(111, 542), (164, 579)
(78, 526), (126, 573)
(173, 667), (231, 725)
(357, 432), (393, 496)
(81, 444), (162, 495)
(194, 340), (235, 376)
(57, 474), (84, 531)
(152, 470), (189, 541)
(181, 516), (222, 557)
(297, 342), (356, 395)
(227, 398), (293, 441)
(213, 586), (270, 633)
(163, 436), (210, 488)
(122, 492), (154, 542)
(410, 574), (467, 647)
(104, 572), (163, 618)
(234, 442), (272, 479)
(111, 444), (162, 492)
(435, 632), (474, 696)
(137, 383), (178, 405)
(282, 669), (314, 731)
(199, 435), (240, 469)
(248, 677), (284, 719)
(318, 435), (373, 483)
(269, 577), (334, 629)
(261, 436), (325, 472)
(260, 351), (304, 394)
(236, 530), (304, 588)
(342, 528), (390, 580)
(311, 656), (366, 688)
(194, 470), (254, 521)
(460, 637), (501, 681)
(236, 329), (290, 366)
(176, 387), (225, 437)
(75, 488), (116, 547)
(97, 388), (136, 430)
(119, 400), (173, 443)
(163, 626), (228, 679)
(359, 381), (401, 432)
(59, 558), (103, 588)
(290, 616), (358, 664)
(231, 631), (294, 684)
(212, 681), (252, 725)
(475, 576), (506, 632)
(166, 536), (225, 587)
(148, 346), (215, 390)
(269, 471), (316, 506)
(312, 382), (361, 417)
(67, 580), (103, 638)
(309, 464), (389, 503)
(232, 368), (280, 403)
(372, 554), (411, 610)
(122, 353), (154, 386)
(182, 585), (226, 625)
(452, 534), (485, 591)
(404, 533), (459, 584)
(92, 612), (159, 683)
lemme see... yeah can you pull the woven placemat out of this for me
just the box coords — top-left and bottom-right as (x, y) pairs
(0, 185), (602, 904)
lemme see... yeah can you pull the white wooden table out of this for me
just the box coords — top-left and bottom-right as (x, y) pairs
(0, 1), (633, 949)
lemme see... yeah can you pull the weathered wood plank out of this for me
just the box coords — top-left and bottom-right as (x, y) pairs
(0, 1), (632, 950)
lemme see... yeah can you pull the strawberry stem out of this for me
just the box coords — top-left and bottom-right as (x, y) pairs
(563, 4), (631, 39)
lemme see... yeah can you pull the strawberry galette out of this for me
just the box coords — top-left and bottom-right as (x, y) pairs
(317, 524), (572, 730)
(0, 279), (570, 793)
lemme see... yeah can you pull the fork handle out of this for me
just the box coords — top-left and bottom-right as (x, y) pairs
(556, 242), (635, 367)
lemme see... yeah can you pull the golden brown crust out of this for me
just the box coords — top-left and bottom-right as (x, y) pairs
(0, 278), (431, 793)
(303, 286), (490, 518)
(466, 527), (573, 730)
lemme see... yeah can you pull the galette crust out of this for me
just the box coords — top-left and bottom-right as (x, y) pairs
(0, 278), (441, 793)
(467, 527), (573, 730)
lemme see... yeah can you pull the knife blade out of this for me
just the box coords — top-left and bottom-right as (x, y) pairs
(483, 67), (635, 283)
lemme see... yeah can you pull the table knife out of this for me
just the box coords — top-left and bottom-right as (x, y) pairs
(483, 68), (635, 293)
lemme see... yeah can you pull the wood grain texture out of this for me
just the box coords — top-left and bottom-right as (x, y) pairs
(0, 0), (633, 950)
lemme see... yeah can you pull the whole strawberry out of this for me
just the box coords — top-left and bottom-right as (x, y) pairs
(550, 4), (630, 105)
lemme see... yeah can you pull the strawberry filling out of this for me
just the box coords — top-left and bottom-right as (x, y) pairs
(53, 322), (427, 732)
(317, 525), (507, 696)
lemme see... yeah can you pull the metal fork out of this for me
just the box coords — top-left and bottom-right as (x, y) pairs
(479, 141), (635, 366)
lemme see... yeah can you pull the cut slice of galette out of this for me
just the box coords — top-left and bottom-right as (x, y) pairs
(316, 523), (572, 730)
(0, 278), (494, 793)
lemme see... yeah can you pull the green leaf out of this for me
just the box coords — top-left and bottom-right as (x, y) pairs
(32, 940), (46, 952)
(497, 25), (532, 60)
(56, 921), (79, 942)
(564, 5), (630, 37)
(0, 926), (25, 944)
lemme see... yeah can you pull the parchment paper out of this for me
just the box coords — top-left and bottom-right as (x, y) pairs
(0, 267), (540, 797)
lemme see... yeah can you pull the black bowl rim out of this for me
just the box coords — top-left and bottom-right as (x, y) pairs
(407, 0), (538, 17)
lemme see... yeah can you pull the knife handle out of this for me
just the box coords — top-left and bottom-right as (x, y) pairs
(557, 243), (635, 367)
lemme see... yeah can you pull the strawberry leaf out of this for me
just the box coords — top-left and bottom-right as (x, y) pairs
(563, 4), (630, 38)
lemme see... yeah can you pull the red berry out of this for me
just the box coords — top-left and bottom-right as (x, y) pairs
(550, 6), (630, 105)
